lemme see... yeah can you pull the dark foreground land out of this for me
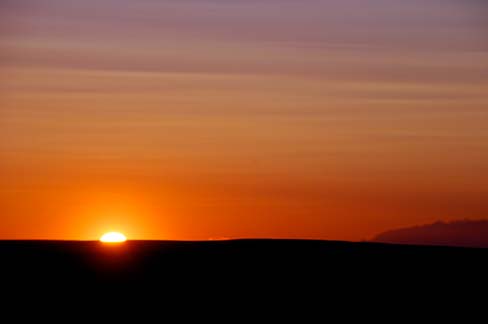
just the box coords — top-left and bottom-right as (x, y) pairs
(1, 240), (487, 316)
(1, 239), (486, 290)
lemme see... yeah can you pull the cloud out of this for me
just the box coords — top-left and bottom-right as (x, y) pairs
(372, 220), (488, 248)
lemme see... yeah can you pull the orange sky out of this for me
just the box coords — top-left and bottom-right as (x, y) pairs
(1, 0), (488, 240)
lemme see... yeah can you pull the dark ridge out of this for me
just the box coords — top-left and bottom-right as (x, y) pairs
(1, 239), (486, 290)
(372, 219), (488, 248)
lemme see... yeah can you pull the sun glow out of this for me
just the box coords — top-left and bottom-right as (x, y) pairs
(100, 232), (127, 243)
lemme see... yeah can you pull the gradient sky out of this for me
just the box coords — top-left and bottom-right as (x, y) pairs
(1, 0), (488, 240)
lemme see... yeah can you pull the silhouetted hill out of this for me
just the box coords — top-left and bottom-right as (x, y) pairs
(373, 220), (488, 248)
(1, 238), (486, 315)
(0, 240), (483, 321)
(1, 239), (486, 291)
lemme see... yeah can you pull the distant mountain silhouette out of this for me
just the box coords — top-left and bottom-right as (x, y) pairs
(373, 220), (488, 248)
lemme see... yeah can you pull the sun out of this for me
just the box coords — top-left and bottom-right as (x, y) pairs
(100, 231), (127, 243)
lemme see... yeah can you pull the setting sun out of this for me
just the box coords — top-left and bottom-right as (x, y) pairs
(100, 232), (127, 243)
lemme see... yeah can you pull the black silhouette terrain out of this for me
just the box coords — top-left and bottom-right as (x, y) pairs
(1, 239), (486, 295)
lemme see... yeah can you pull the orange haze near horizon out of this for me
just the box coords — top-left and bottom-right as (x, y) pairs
(1, 0), (488, 241)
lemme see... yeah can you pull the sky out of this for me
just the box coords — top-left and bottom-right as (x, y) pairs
(1, 0), (487, 240)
